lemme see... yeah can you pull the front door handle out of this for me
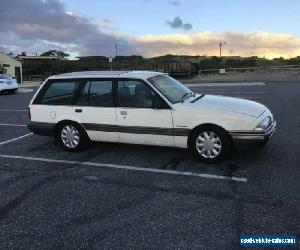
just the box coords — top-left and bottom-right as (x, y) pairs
(120, 111), (127, 116)
(75, 109), (82, 113)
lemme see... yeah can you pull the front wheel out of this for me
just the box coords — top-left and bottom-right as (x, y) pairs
(189, 126), (232, 163)
(57, 123), (89, 152)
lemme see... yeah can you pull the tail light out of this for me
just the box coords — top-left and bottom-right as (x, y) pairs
(28, 107), (31, 120)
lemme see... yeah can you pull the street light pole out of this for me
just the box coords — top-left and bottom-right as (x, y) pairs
(219, 42), (226, 57)
(115, 43), (118, 57)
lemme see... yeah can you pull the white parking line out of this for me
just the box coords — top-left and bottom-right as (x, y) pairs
(206, 95), (265, 99)
(0, 133), (33, 146)
(17, 88), (34, 93)
(236, 97), (265, 99)
(0, 123), (27, 127)
(186, 82), (265, 87)
(0, 109), (27, 112)
(0, 153), (247, 182)
(203, 91), (265, 94)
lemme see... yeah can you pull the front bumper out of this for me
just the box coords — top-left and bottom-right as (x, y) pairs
(0, 85), (18, 92)
(229, 121), (276, 142)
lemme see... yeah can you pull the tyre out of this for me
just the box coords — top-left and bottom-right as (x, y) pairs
(189, 125), (232, 163)
(57, 122), (89, 152)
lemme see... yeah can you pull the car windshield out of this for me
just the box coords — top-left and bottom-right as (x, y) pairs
(0, 74), (11, 79)
(148, 75), (193, 103)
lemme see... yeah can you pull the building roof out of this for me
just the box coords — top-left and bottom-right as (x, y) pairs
(77, 56), (108, 60)
(18, 55), (66, 60)
(49, 71), (166, 80)
(0, 52), (22, 66)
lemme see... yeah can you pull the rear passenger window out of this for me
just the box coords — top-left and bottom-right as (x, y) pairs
(37, 81), (80, 105)
(76, 80), (113, 107)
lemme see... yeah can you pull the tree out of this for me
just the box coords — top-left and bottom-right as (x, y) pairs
(40, 50), (70, 58)
(287, 56), (300, 65)
(224, 58), (242, 68)
(199, 56), (223, 70)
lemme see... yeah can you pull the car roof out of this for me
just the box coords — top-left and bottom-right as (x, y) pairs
(48, 71), (166, 80)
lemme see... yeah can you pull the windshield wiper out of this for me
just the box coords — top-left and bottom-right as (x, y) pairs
(190, 94), (205, 103)
(180, 91), (194, 103)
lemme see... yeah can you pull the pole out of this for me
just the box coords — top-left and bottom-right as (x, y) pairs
(219, 42), (226, 57)
(109, 57), (113, 71)
(115, 43), (118, 57)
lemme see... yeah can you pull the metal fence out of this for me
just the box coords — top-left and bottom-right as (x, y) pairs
(23, 75), (47, 82)
(198, 65), (300, 81)
(22, 65), (300, 83)
(22, 62), (194, 83)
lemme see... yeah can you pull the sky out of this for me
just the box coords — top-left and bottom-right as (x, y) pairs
(1, 0), (300, 58)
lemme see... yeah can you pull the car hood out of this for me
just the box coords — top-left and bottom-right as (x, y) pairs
(185, 94), (266, 117)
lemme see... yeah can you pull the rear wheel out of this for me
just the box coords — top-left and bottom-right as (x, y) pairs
(57, 122), (89, 152)
(189, 125), (232, 163)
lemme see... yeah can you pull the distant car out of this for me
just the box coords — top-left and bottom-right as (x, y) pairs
(0, 74), (18, 93)
(28, 71), (276, 163)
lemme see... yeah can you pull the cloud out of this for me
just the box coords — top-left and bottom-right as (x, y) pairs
(166, 16), (193, 31)
(0, 0), (135, 56)
(1, 0), (300, 59)
(168, 1), (180, 6)
(133, 31), (300, 58)
(102, 17), (113, 23)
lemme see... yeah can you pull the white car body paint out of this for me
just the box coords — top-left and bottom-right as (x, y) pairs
(0, 74), (18, 92)
(28, 71), (276, 149)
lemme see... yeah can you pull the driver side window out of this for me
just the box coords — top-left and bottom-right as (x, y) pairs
(118, 80), (157, 108)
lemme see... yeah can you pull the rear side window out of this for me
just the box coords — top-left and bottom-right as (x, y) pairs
(36, 81), (80, 105)
(76, 80), (114, 107)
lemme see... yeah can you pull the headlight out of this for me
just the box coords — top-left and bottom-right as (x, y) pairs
(255, 116), (271, 131)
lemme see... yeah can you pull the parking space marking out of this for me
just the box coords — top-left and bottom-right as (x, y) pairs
(0, 123), (27, 127)
(203, 91), (265, 94)
(0, 133), (33, 146)
(185, 82), (265, 87)
(236, 97), (265, 99)
(17, 88), (34, 93)
(0, 109), (27, 112)
(0, 154), (247, 182)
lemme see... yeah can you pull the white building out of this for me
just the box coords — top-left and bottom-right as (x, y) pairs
(0, 52), (22, 84)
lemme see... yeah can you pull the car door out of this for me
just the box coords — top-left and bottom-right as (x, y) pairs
(74, 79), (119, 142)
(116, 79), (174, 146)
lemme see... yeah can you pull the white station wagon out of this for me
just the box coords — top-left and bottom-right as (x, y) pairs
(28, 71), (276, 163)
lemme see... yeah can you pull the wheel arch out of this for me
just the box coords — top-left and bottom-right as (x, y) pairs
(54, 119), (90, 140)
(187, 123), (232, 147)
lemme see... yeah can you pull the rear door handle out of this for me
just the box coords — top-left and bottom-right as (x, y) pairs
(75, 109), (82, 113)
(120, 111), (127, 116)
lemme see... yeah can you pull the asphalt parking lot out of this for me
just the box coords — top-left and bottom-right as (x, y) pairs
(0, 81), (299, 249)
